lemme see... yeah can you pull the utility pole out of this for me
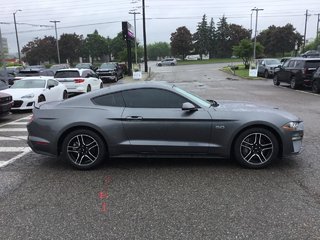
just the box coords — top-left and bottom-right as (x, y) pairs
(13, 9), (22, 63)
(316, 13), (320, 40)
(142, 0), (148, 72)
(50, 20), (61, 64)
(129, 10), (140, 65)
(251, 7), (263, 60)
(303, 10), (311, 52)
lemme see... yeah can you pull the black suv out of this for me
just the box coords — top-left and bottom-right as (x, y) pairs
(273, 57), (320, 89)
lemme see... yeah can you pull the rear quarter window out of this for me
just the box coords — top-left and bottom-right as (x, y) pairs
(92, 92), (124, 107)
(305, 61), (320, 68)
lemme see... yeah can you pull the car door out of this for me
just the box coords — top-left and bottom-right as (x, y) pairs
(45, 79), (61, 101)
(88, 70), (100, 90)
(121, 88), (212, 155)
(277, 60), (293, 83)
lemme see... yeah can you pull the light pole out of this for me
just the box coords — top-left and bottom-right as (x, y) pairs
(50, 20), (61, 64)
(142, 0), (148, 72)
(13, 9), (22, 63)
(129, 10), (140, 65)
(251, 7), (263, 60)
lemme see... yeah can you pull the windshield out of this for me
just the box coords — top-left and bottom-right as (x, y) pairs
(11, 79), (46, 89)
(266, 59), (280, 65)
(173, 86), (211, 108)
(76, 63), (90, 68)
(100, 63), (116, 69)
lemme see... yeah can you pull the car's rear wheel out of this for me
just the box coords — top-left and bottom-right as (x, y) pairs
(63, 90), (68, 99)
(264, 70), (269, 78)
(234, 128), (279, 169)
(87, 85), (91, 92)
(273, 75), (280, 86)
(290, 77), (298, 89)
(38, 95), (46, 103)
(62, 129), (107, 170)
(312, 80), (320, 93)
(114, 75), (118, 82)
(100, 83), (103, 89)
(170, 63), (175, 66)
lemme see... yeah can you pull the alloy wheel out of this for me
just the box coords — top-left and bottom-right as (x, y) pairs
(239, 132), (274, 165)
(67, 134), (99, 167)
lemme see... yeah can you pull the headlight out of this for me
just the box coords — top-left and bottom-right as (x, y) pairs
(21, 93), (35, 99)
(282, 121), (301, 131)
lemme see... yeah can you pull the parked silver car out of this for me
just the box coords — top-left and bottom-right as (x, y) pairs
(27, 82), (304, 170)
(257, 58), (281, 78)
(157, 58), (177, 66)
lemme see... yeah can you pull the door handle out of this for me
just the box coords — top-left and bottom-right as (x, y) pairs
(126, 116), (143, 120)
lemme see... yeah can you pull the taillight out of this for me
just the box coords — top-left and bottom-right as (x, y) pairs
(74, 78), (85, 83)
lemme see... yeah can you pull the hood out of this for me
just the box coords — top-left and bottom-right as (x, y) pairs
(97, 68), (115, 71)
(215, 100), (300, 121)
(1, 88), (44, 99)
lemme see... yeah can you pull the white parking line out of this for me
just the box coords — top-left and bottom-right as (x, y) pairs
(0, 136), (28, 141)
(5, 122), (28, 125)
(0, 128), (28, 132)
(0, 148), (31, 168)
(0, 115), (32, 128)
(0, 147), (30, 152)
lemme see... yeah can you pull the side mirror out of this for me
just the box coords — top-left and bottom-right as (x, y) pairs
(182, 102), (198, 111)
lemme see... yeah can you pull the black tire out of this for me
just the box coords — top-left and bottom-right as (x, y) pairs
(273, 75), (280, 86)
(38, 95), (46, 103)
(114, 75), (118, 82)
(63, 90), (68, 99)
(87, 85), (91, 92)
(158, 63), (162, 67)
(234, 128), (279, 169)
(312, 80), (320, 93)
(61, 129), (107, 170)
(100, 83), (103, 89)
(264, 70), (269, 78)
(170, 63), (175, 66)
(290, 77), (298, 89)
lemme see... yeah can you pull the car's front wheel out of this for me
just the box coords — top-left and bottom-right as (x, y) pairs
(273, 75), (280, 86)
(63, 90), (68, 99)
(87, 85), (91, 92)
(38, 95), (46, 103)
(264, 70), (269, 78)
(61, 129), (107, 170)
(234, 128), (279, 168)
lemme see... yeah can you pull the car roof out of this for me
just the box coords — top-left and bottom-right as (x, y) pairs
(288, 57), (320, 61)
(17, 76), (53, 81)
(56, 68), (87, 73)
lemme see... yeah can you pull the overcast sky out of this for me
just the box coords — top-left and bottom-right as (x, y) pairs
(1, 0), (319, 54)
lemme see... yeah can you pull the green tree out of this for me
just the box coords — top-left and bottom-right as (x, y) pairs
(228, 24), (251, 49)
(83, 30), (109, 63)
(21, 36), (56, 64)
(147, 42), (171, 60)
(110, 32), (127, 61)
(233, 39), (264, 68)
(59, 33), (84, 65)
(304, 37), (320, 52)
(215, 16), (231, 58)
(208, 18), (216, 58)
(193, 14), (210, 59)
(257, 24), (302, 57)
(170, 26), (193, 60)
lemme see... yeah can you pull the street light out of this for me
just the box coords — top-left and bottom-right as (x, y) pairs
(50, 20), (61, 64)
(129, 10), (140, 65)
(251, 7), (263, 60)
(13, 9), (22, 63)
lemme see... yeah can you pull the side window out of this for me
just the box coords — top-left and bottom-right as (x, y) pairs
(81, 70), (89, 78)
(295, 61), (303, 68)
(288, 60), (296, 68)
(92, 92), (124, 107)
(121, 88), (188, 108)
(47, 80), (57, 88)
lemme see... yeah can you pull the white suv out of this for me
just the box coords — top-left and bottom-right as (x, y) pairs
(54, 68), (103, 94)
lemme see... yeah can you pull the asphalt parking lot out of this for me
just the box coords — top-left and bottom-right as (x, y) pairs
(0, 62), (320, 239)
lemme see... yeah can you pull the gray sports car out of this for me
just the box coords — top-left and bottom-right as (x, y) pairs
(27, 82), (304, 170)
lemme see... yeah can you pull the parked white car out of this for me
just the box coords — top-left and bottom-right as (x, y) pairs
(54, 68), (103, 94)
(0, 77), (68, 110)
